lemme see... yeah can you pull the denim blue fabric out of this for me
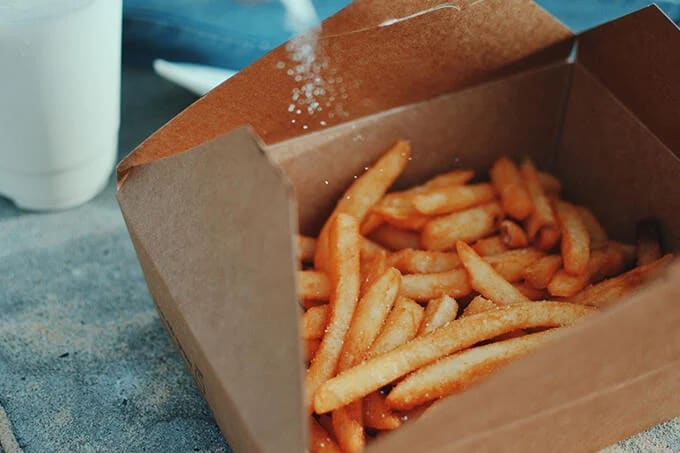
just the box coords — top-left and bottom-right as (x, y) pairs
(123, 0), (680, 69)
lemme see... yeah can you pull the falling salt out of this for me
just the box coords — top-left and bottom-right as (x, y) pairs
(324, 180), (329, 185)
(288, 104), (295, 112)
(303, 124), (309, 129)
(276, 61), (286, 69)
(320, 120), (327, 126)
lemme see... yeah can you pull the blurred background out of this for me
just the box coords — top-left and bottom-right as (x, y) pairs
(1, 1), (679, 452)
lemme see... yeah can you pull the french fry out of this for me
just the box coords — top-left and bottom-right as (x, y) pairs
(368, 297), (424, 357)
(522, 255), (562, 289)
(360, 249), (387, 297)
(313, 302), (594, 414)
(305, 214), (361, 411)
(484, 248), (545, 283)
(636, 218), (663, 266)
(332, 401), (364, 453)
(412, 183), (496, 216)
(299, 270), (331, 301)
(363, 391), (401, 430)
(422, 169), (475, 188)
(461, 295), (497, 317)
(512, 282), (549, 300)
(297, 235), (317, 262)
(386, 329), (563, 410)
(490, 157), (534, 220)
(569, 254), (673, 308)
(471, 235), (508, 256)
(456, 241), (530, 305)
(303, 305), (329, 340)
(360, 237), (387, 260)
(310, 416), (342, 453)
(422, 202), (502, 251)
(577, 207), (608, 250)
(359, 213), (384, 236)
(537, 171), (561, 194)
(500, 220), (529, 248)
(369, 224), (422, 250)
(400, 268), (472, 301)
(418, 295), (459, 335)
(387, 249), (460, 274)
(520, 159), (557, 239)
(535, 226), (561, 252)
(305, 339), (322, 363)
(315, 141), (411, 270)
(547, 245), (627, 297)
(372, 191), (429, 231)
(554, 200), (590, 275)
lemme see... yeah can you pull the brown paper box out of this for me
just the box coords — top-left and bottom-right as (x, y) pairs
(116, 1), (680, 452)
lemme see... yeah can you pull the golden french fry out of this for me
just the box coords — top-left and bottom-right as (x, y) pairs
(332, 402), (364, 453)
(372, 191), (430, 231)
(412, 183), (496, 216)
(305, 214), (361, 411)
(386, 329), (563, 410)
(359, 213), (384, 236)
(456, 241), (530, 305)
(522, 255), (562, 289)
(315, 141), (411, 270)
(359, 249), (387, 297)
(360, 237), (387, 260)
(298, 270), (331, 300)
(500, 220), (529, 248)
(297, 235), (317, 262)
(369, 224), (422, 250)
(490, 157), (534, 220)
(422, 169), (475, 188)
(422, 202), (502, 251)
(537, 171), (561, 194)
(400, 268), (471, 301)
(569, 254), (673, 308)
(387, 249), (460, 274)
(554, 200), (590, 275)
(484, 248), (545, 283)
(577, 207), (608, 250)
(313, 302), (594, 414)
(310, 416), (342, 453)
(461, 295), (497, 317)
(419, 295), (459, 335)
(547, 244), (626, 297)
(363, 391), (401, 430)
(303, 305), (329, 340)
(471, 235), (508, 256)
(520, 159), (557, 239)
(636, 218), (663, 266)
(512, 282), (549, 300)
(305, 339), (322, 363)
(369, 297), (424, 357)
(535, 226), (561, 252)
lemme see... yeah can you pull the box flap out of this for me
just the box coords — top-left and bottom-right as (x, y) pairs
(117, 128), (305, 453)
(117, 0), (572, 183)
(576, 5), (680, 154)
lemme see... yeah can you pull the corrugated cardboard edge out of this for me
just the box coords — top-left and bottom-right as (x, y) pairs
(116, 0), (573, 183)
(117, 128), (306, 453)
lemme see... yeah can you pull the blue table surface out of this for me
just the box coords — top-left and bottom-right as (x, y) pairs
(1, 67), (678, 452)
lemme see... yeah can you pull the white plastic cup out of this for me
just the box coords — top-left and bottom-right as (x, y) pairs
(0, 0), (122, 210)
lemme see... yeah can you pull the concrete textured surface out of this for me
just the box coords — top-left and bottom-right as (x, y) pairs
(0, 67), (677, 453)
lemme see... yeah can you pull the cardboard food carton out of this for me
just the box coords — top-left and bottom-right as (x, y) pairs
(116, 1), (680, 451)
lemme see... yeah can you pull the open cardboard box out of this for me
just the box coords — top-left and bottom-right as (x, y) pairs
(116, 1), (680, 451)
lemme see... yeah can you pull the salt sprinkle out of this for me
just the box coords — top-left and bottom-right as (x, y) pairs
(324, 180), (329, 185)
(276, 61), (286, 69)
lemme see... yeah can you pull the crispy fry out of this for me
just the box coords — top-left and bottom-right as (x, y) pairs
(554, 200), (590, 275)
(577, 207), (608, 250)
(537, 171), (561, 194)
(297, 235), (317, 262)
(332, 401), (364, 453)
(419, 295), (459, 335)
(636, 218), (663, 266)
(363, 391), (401, 430)
(547, 244), (627, 297)
(359, 213), (384, 236)
(471, 235), (508, 256)
(299, 270), (331, 301)
(500, 220), (529, 248)
(461, 295), (497, 317)
(369, 224), (422, 250)
(490, 157), (533, 220)
(520, 159), (557, 239)
(535, 226), (561, 252)
(315, 141), (411, 270)
(305, 339), (321, 363)
(359, 250), (388, 300)
(456, 241), (530, 305)
(422, 170), (475, 188)
(372, 191), (430, 231)
(368, 297), (424, 357)
(569, 254), (673, 308)
(303, 305), (329, 340)
(305, 214), (361, 411)
(387, 249), (460, 274)
(310, 417), (342, 453)
(484, 248), (545, 283)
(412, 183), (496, 216)
(313, 302), (594, 413)
(360, 237), (387, 260)
(400, 268), (471, 301)
(512, 282), (549, 300)
(522, 255), (562, 289)
(422, 202), (502, 251)
(386, 329), (563, 410)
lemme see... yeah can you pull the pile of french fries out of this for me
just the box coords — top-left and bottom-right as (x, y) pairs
(296, 141), (672, 453)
